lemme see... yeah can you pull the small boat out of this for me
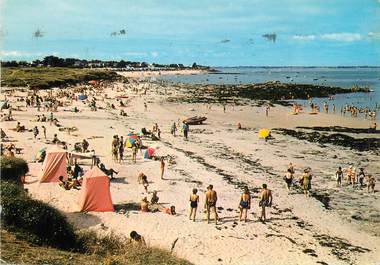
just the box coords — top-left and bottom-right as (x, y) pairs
(183, 116), (207, 125)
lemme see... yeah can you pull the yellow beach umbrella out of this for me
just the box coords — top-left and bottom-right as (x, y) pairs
(258, 128), (270, 139)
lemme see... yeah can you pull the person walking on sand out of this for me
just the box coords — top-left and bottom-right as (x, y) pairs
(265, 106), (270, 117)
(41, 125), (46, 139)
(189, 188), (199, 222)
(183, 122), (189, 140)
(171, 122), (177, 136)
(336, 167), (343, 187)
(141, 174), (149, 193)
(259, 184), (272, 223)
(239, 186), (251, 222)
(205, 185), (218, 224)
(160, 157), (165, 180)
(33, 126), (39, 139)
(300, 168), (312, 196)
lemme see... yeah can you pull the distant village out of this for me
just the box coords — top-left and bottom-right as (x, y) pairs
(1, 56), (210, 71)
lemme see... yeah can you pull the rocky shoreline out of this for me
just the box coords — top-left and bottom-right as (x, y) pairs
(165, 81), (370, 104)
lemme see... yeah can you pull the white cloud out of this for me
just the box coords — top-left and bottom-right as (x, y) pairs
(0, 50), (24, 57)
(320, 33), (362, 42)
(368, 32), (380, 39)
(293, 33), (362, 42)
(293, 35), (316, 41)
(123, 52), (148, 56)
(0, 50), (59, 58)
(150, 51), (159, 58)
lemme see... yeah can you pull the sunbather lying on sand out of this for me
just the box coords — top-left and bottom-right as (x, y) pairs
(130, 231), (146, 246)
(58, 175), (80, 190)
(99, 163), (118, 179)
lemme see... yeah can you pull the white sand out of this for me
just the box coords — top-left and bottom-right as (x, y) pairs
(2, 79), (379, 265)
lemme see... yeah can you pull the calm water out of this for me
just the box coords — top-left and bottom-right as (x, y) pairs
(159, 67), (380, 120)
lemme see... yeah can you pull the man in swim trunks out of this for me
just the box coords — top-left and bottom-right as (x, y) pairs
(239, 186), (251, 222)
(189, 188), (199, 222)
(336, 167), (343, 187)
(205, 185), (218, 224)
(259, 184), (272, 222)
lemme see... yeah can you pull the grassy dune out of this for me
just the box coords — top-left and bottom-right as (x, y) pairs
(1, 229), (192, 265)
(1, 67), (119, 89)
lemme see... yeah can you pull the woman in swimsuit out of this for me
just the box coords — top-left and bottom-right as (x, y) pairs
(284, 169), (293, 192)
(189, 188), (199, 222)
(239, 186), (251, 222)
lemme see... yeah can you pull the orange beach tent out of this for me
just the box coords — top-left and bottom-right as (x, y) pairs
(79, 167), (114, 212)
(40, 147), (67, 183)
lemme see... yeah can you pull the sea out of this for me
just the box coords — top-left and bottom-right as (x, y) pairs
(158, 67), (380, 120)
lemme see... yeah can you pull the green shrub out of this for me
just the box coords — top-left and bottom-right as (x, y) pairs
(0, 156), (29, 183)
(0, 181), (27, 200)
(1, 185), (76, 250)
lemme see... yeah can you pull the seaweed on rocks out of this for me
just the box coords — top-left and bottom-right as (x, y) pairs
(274, 128), (380, 154)
(296, 126), (380, 134)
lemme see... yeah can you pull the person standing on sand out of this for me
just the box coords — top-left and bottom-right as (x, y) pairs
(41, 126), (46, 139)
(118, 137), (124, 163)
(351, 167), (357, 187)
(183, 122), (189, 140)
(345, 166), (353, 185)
(189, 188), (199, 222)
(259, 184), (272, 222)
(171, 122), (177, 136)
(33, 126), (39, 139)
(288, 162), (295, 175)
(336, 167), (343, 187)
(284, 169), (293, 192)
(357, 168), (365, 187)
(132, 143), (137, 163)
(144, 102), (147, 111)
(367, 175), (376, 193)
(265, 106), (270, 117)
(205, 185), (218, 224)
(111, 135), (119, 161)
(300, 168), (312, 196)
(239, 186), (251, 222)
(160, 157), (165, 180)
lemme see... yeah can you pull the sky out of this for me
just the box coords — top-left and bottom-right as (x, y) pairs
(1, 0), (380, 66)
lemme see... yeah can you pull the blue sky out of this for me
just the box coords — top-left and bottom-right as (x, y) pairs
(1, 0), (380, 66)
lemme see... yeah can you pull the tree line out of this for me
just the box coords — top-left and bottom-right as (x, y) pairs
(1, 56), (205, 70)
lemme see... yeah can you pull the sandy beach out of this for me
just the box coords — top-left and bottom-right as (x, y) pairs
(1, 77), (379, 265)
